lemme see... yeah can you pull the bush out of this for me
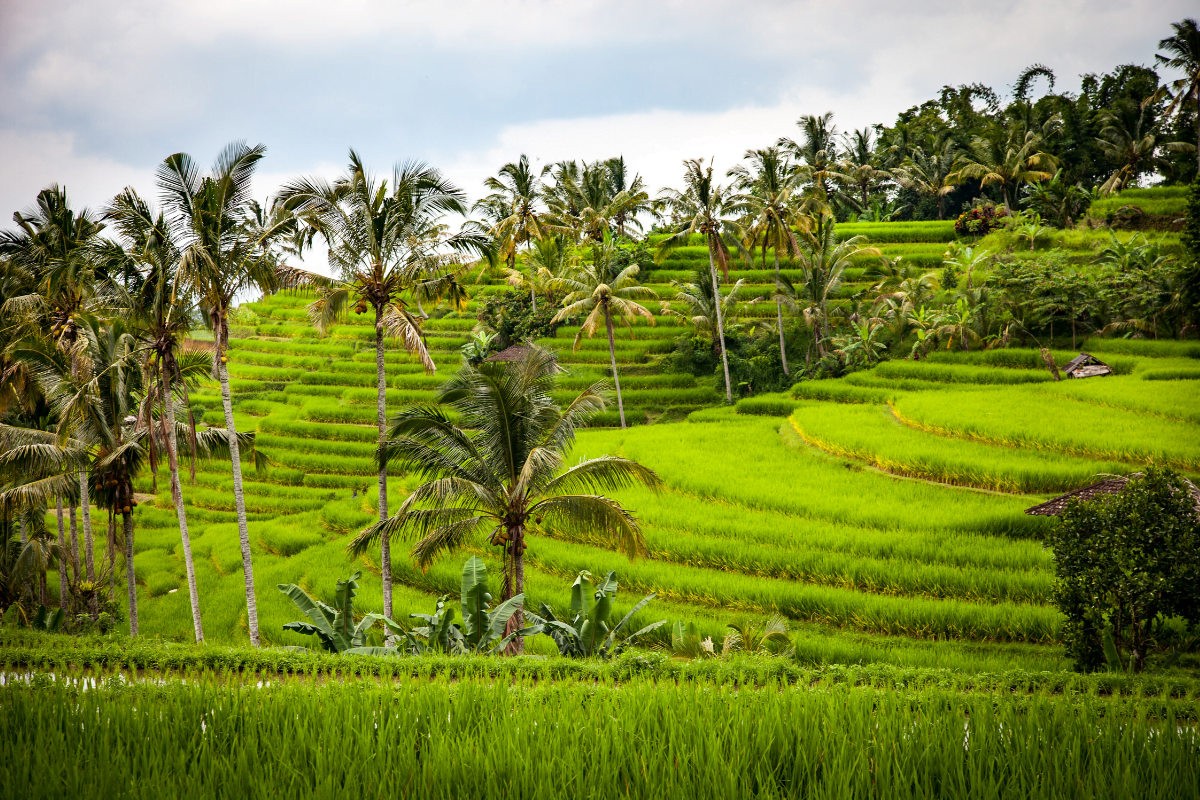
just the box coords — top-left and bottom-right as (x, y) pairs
(954, 202), (1010, 237)
(1047, 468), (1200, 672)
(477, 289), (567, 347)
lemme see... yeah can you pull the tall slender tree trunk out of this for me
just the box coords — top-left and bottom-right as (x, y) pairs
(106, 512), (116, 600)
(78, 465), (97, 619)
(604, 308), (627, 428)
(374, 307), (393, 627)
(123, 510), (137, 636)
(56, 496), (69, 611)
(707, 242), (733, 404)
(17, 516), (29, 602)
(218, 339), (260, 646)
(503, 524), (526, 656)
(68, 503), (79, 615)
(162, 365), (203, 641)
(775, 248), (789, 376)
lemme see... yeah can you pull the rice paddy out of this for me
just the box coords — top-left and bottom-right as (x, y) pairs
(12, 215), (1200, 798)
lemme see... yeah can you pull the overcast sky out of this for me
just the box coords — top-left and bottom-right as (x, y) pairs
(1, 0), (1193, 255)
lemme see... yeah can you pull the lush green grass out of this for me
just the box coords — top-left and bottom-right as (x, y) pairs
(1088, 184), (1190, 217)
(790, 401), (1133, 494)
(893, 386), (1200, 470)
(5, 663), (1197, 800)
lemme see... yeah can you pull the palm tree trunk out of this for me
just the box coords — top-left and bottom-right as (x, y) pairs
(68, 503), (78, 615)
(374, 308), (393, 626)
(218, 348), (260, 646)
(162, 364), (203, 642)
(504, 525), (526, 656)
(604, 308), (627, 428)
(123, 510), (137, 636)
(707, 241), (733, 404)
(78, 465), (97, 619)
(775, 248), (789, 376)
(107, 512), (116, 600)
(56, 496), (69, 611)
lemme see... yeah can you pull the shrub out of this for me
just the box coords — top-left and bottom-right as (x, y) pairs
(954, 203), (1010, 237)
(1047, 468), (1200, 672)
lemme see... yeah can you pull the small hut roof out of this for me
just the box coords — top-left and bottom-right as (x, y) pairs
(485, 344), (537, 362)
(1063, 353), (1106, 373)
(1025, 473), (1200, 516)
(483, 343), (563, 370)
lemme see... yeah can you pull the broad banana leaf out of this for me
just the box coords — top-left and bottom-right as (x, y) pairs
(344, 646), (400, 657)
(460, 556), (492, 648)
(602, 591), (658, 651)
(483, 593), (526, 648)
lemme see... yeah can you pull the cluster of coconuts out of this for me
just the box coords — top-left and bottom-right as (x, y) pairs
(104, 477), (138, 514)
(353, 299), (369, 315)
(50, 313), (74, 337)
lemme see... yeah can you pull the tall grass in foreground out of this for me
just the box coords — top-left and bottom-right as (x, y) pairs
(4, 677), (1197, 800)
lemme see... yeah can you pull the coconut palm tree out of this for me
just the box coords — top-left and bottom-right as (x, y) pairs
(603, 156), (653, 240)
(793, 213), (879, 356)
(942, 243), (993, 290)
(950, 119), (1060, 208)
(1094, 100), (1195, 194)
(0, 187), (116, 589)
(655, 159), (748, 403)
(778, 112), (847, 201)
(277, 152), (488, 625)
(103, 187), (207, 641)
(349, 347), (662, 654)
(474, 155), (548, 310)
(895, 138), (959, 220)
(550, 233), (657, 428)
(729, 147), (804, 375)
(664, 272), (750, 347)
(838, 128), (891, 211)
(156, 141), (287, 647)
(1156, 18), (1200, 174)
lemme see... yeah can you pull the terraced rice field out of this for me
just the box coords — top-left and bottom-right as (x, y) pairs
(41, 221), (1200, 679)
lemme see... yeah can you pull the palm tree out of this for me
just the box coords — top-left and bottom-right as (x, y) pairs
(655, 159), (747, 403)
(1156, 18), (1200, 174)
(104, 187), (206, 641)
(277, 152), (487, 625)
(793, 213), (879, 356)
(950, 119), (1060, 208)
(0, 187), (115, 590)
(1095, 100), (1195, 194)
(838, 128), (891, 211)
(550, 234), (657, 428)
(729, 147), (804, 375)
(942, 243), (992, 289)
(663, 272), (750, 347)
(474, 155), (547, 310)
(895, 138), (959, 220)
(157, 141), (285, 647)
(935, 298), (981, 351)
(349, 347), (662, 654)
(603, 156), (653, 239)
(778, 113), (847, 201)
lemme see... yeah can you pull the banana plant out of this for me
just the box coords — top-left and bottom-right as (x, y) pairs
(531, 570), (665, 658)
(356, 557), (538, 656)
(277, 572), (380, 653)
(458, 556), (539, 654)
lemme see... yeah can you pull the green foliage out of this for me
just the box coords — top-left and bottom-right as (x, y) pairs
(277, 571), (380, 653)
(533, 570), (665, 658)
(476, 289), (565, 348)
(6, 663), (1200, 799)
(1047, 468), (1200, 672)
(953, 202), (1010, 237)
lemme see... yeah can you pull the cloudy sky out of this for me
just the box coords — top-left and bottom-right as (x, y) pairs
(1, 0), (1192, 247)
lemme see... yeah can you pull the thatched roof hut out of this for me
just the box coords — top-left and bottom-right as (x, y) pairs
(1025, 473), (1200, 516)
(483, 343), (564, 371)
(1062, 353), (1112, 379)
(484, 344), (538, 363)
